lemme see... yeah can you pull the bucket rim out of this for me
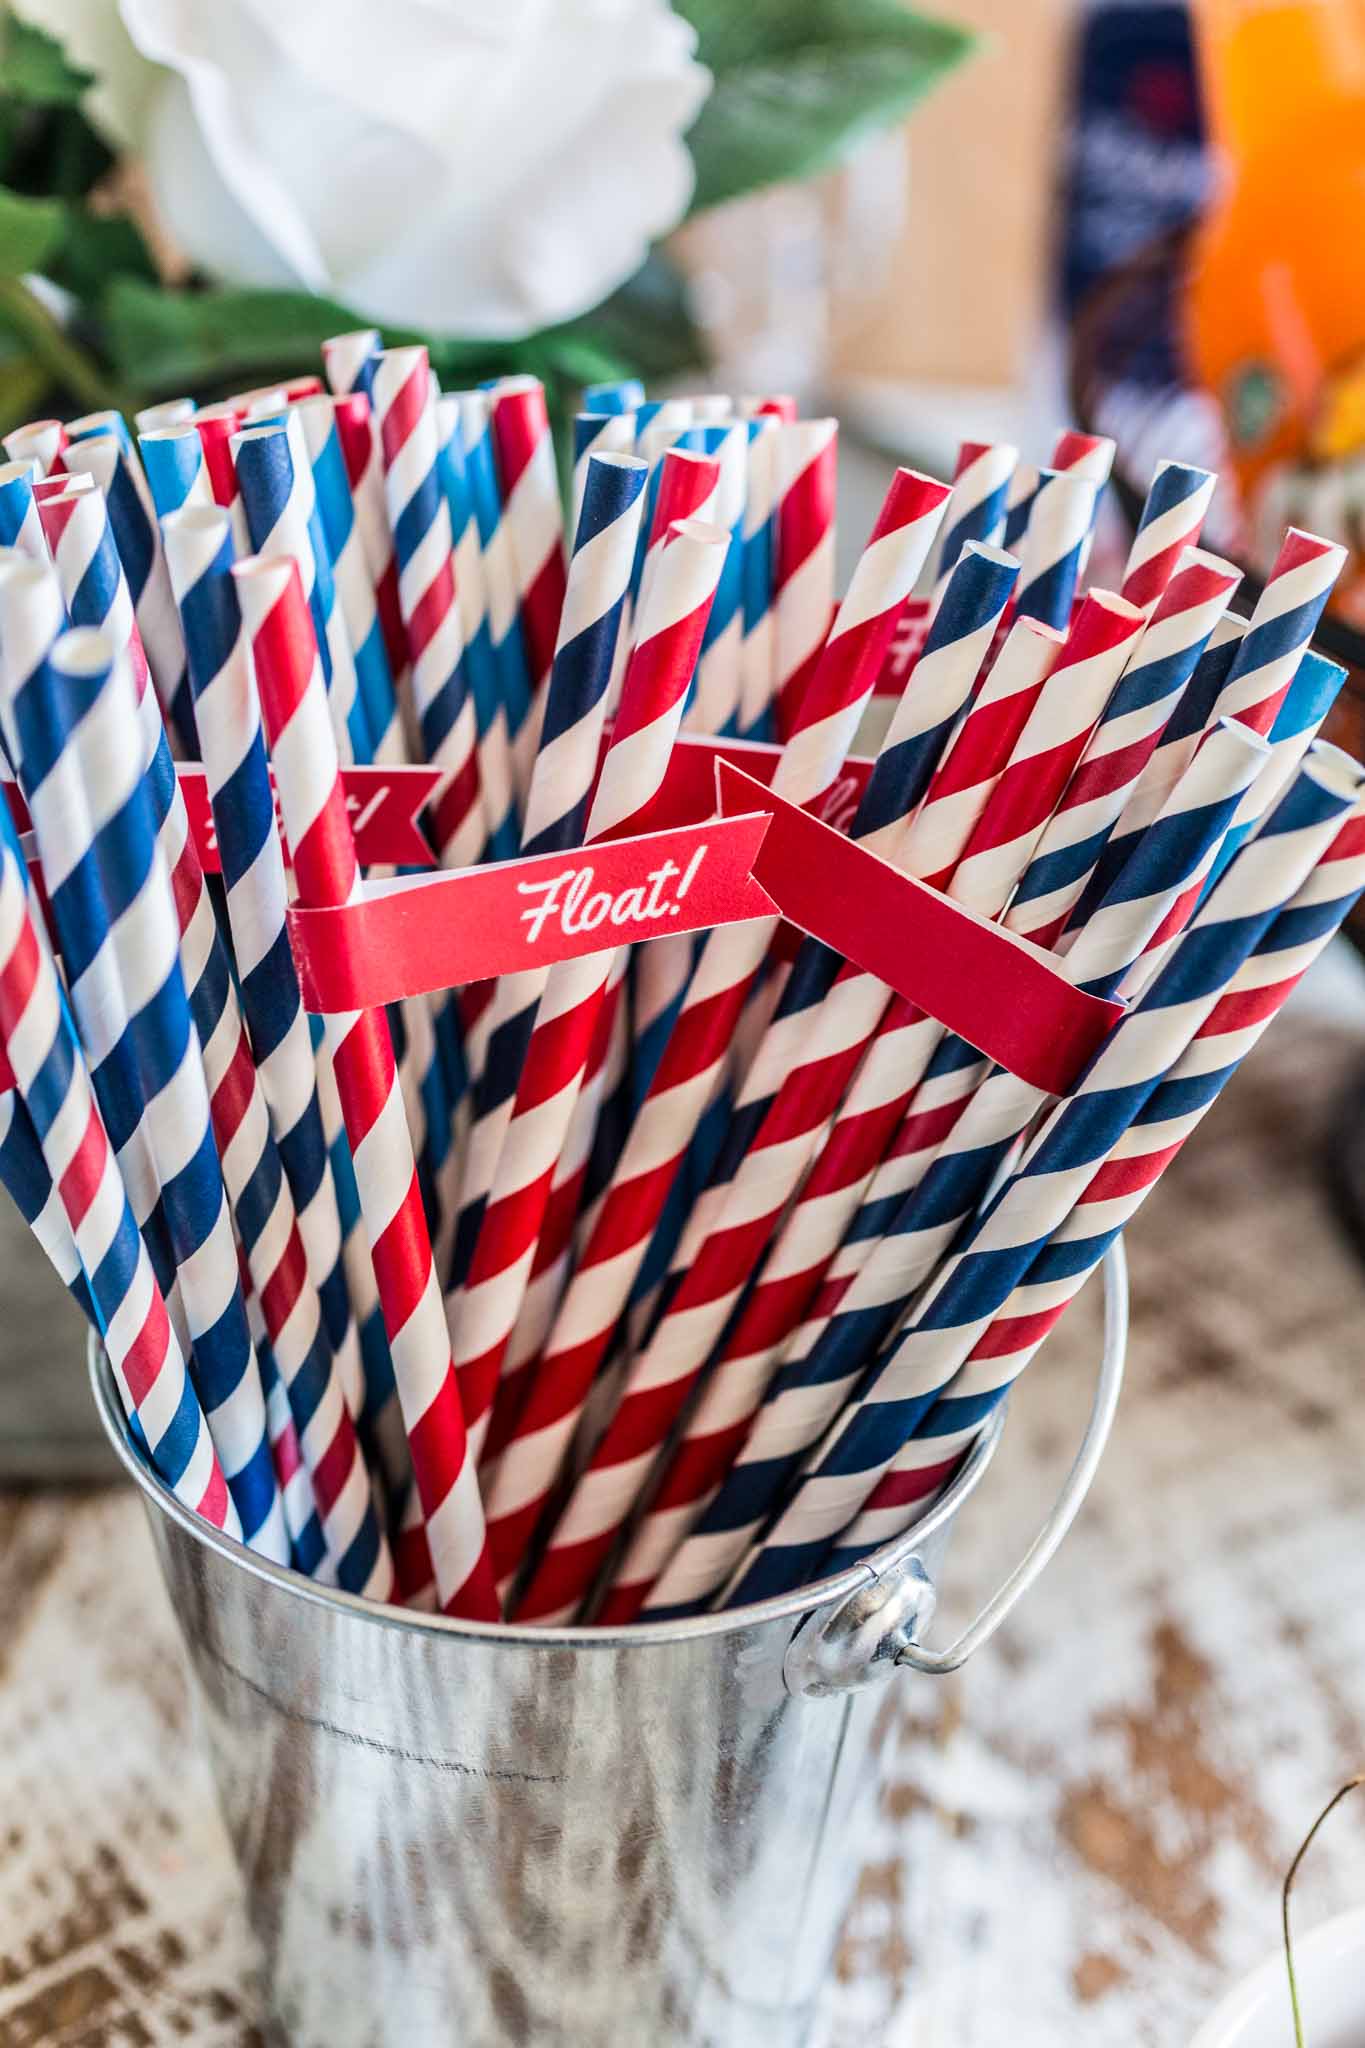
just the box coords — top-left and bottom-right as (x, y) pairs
(90, 1337), (1007, 1648)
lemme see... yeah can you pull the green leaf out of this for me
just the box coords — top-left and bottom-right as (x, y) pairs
(51, 208), (157, 302)
(104, 280), (390, 396)
(0, 18), (95, 107)
(676, 0), (974, 213)
(0, 183), (64, 276)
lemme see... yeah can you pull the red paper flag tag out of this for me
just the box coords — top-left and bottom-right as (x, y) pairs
(174, 764), (442, 871)
(714, 761), (1123, 1096)
(287, 813), (779, 1011)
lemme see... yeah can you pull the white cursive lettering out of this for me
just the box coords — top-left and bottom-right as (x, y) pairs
(517, 844), (712, 948)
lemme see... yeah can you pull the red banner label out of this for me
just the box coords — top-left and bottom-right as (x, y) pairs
(714, 763), (1122, 1096)
(3, 766), (442, 874)
(287, 813), (779, 1010)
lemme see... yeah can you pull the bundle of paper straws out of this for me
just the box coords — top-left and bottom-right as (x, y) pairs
(0, 345), (1359, 1630)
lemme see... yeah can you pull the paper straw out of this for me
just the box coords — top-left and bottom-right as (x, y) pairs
(138, 426), (214, 521)
(16, 628), (286, 1555)
(4, 419), (65, 476)
(237, 552), (497, 1620)
(466, 516), (728, 1578)
(332, 389), (409, 693)
(435, 394), (518, 860)
(572, 411), (637, 531)
(165, 504), (392, 1597)
(447, 453), (654, 1293)
(739, 413), (779, 740)
(62, 429), (196, 756)
(514, 467), (950, 1622)
(830, 773), (1365, 1568)
(232, 416), (369, 764)
(1004, 550), (1244, 951)
(295, 394), (403, 765)
(191, 402), (248, 550)
(0, 841), (235, 1528)
(584, 379), (646, 414)
(322, 328), (382, 401)
(257, 1323), (326, 1577)
(1195, 650), (1347, 900)
(36, 481), (150, 698)
(0, 461), (46, 561)
(685, 422), (747, 736)
(1002, 462), (1038, 551)
(1077, 530), (1345, 922)
(1119, 460), (1218, 614)
(371, 347), (486, 868)
(727, 747), (1362, 1604)
(925, 441), (1018, 601)
(455, 387), (535, 799)
(488, 374), (567, 762)
(1014, 468), (1095, 628)
(135, 397), (195, 434)
(771, 418), (838, 739)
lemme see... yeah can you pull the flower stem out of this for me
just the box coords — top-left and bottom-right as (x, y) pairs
(0, 276), (133, 416)
(1283, 1773), (1365, 2048)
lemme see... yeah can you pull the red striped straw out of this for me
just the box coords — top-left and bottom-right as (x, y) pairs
(371, 345), (486, 870)
(771, 419), (838, 739)
(512, 467), (951, 1623)
(234, 553), (497, 1621)
(477, 520), (730, 1590)
(4, 418), (66, 476)
(453, 512), (723, 1455)
(333, 389), (410, 696)
(488, 375), (567, 760)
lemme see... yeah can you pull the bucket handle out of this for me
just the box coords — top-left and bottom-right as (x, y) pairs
(784, 1242), (1127, 1697)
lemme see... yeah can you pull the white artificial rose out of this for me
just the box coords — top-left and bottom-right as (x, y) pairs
(13, 0), (710, 338)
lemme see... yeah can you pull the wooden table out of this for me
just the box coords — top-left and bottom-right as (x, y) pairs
(3, 962), (1365, 2046)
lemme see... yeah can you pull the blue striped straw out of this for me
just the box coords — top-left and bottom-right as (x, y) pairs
(455, 388), (534, 800)
(447, 451), (650, 1289)
(1197, 651), (1346, 897)
(16, 628), (285, 1556)
(0, 839), (234, 1529)
(583, 379), (646, 414)
(164, 504), (394, 1595)
(232, 417), (371, 763)
(1002, 463), (1038, 551)
(435, 395), (518, 861)
(60, 429), (196, 757)
(572, 412), (637, 532)
(926, 441), (1019, 602)
(0, 460), (46, 561)
(138, 426), (215, 522)
(688, 421), (747, 736)
(294, 394), (402, 766)
(1014, 468), (1095, 629)
(726, 747), (1362, 1604)
(322, 328), (382, 400)
(675, 541), (1022, 1224)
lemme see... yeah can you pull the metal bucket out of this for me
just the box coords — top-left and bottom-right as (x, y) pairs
(91, 1244), (1127, 2048)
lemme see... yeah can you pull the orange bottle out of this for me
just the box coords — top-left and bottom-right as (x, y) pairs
(1186, 0), (1365, 496)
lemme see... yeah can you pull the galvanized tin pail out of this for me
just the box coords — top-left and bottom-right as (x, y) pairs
(90, 1244), (1127, 2048)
